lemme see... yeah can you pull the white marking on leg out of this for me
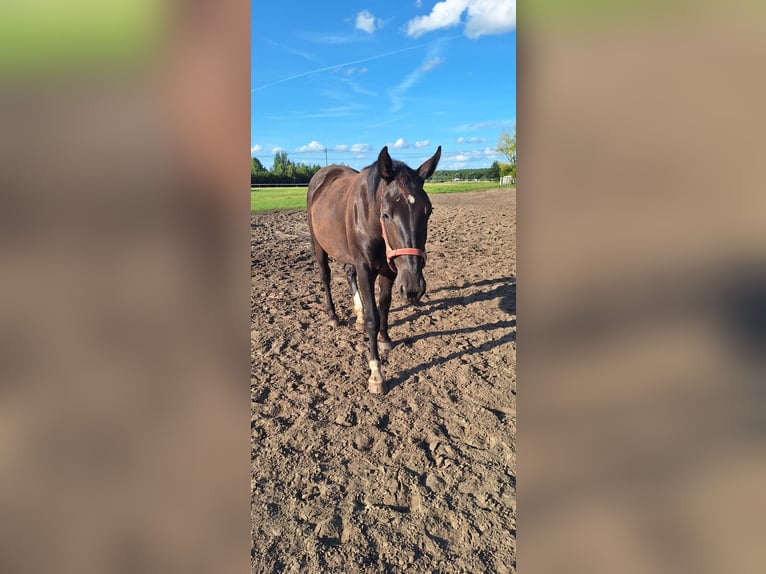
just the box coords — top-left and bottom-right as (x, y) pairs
(353, 291), (364, 322)
(368, 360), (385, 392)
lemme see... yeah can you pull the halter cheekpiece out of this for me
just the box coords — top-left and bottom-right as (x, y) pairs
(379, 215), (427, 274)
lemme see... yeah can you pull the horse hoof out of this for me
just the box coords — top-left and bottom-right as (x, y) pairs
(368, 381), (386, 394)
(328, 318), (340, 328)
(379, 339), (393, 351)
(368, 360), (385, 394)
(354, 321), (366, 333)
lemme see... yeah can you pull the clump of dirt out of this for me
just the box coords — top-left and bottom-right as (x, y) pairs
(252, 189), (516, 572)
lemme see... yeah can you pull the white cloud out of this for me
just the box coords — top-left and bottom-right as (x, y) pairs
(415, 0), (423, 6)
(389, 50), (444, 112)
(421, 57), (445, 72)
(439, 147), (501, 169)
(355, 10), (379, 34)
(251, 144), (263, 155)
(444, 150), (486, 162)
(272, 147), (284, 154)
(391, 139), (431, 150)
(406, 0), (515, 39)
(390, 69), (421, 112)
(333, 143), (371, 153)
(407, 0), (468, 38)
(343, 65), (369, 76)
(296, 141), (325, 153)
(465, 0), (516, 39)
(456, 120), (507, 131)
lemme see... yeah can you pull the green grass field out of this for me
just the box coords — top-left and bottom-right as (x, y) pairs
(251, 181), (510, 212)
(250, 187), (308, 212)
(426, 181), (502, 194)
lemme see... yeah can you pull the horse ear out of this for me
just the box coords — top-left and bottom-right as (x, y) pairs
(417, 145), (441, 180)
(378, 146), (394, 181)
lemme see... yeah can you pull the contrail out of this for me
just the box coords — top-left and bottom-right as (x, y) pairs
(251, 37), (457, 92)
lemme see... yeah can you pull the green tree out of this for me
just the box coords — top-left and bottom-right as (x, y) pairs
(271, 150), (290, 176)
(496, 125), (516, 178)
(498, 162), (515, 178)
(251, 156), (267, 175)
(496, 125), (516, 163)
(488, 161), (501, 180)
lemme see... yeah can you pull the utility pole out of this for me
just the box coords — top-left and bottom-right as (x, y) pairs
(323, 147), (328, 166)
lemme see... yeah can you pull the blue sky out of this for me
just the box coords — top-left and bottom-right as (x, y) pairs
(251, 1), (516, 171)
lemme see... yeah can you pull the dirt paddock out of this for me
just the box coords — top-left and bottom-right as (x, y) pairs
(251, 188), (516, 572)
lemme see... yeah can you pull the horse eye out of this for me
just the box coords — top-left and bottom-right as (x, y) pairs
(382, 212), (391, 219)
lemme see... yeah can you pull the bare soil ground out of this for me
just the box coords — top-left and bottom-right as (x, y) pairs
(251, 188), (516, 573)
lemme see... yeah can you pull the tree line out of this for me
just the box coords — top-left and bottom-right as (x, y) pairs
(431, 164), (501, 182)
(253, 126), (515, 185)
(251, 151), (323, 185)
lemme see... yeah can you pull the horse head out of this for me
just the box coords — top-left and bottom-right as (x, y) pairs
(376, 145), (441, 304)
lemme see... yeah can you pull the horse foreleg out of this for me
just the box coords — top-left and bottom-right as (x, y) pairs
(356, 265), (385, 394)
(377, 273), (394, 351)
(345, 264), (365, 332)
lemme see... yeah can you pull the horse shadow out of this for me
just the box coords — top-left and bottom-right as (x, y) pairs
(385, 275), (516, 392)
(389, 275), (516, 326)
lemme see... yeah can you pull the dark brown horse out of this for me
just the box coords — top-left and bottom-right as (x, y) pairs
(306, 145), (441, 393)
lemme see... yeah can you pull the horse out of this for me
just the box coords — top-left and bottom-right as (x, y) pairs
(306, 145), (441, 394)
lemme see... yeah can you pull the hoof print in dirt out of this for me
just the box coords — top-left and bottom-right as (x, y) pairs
(315, 517), (343, 547)
(352, 431), (374, 451)
(334, 410), (356, 427)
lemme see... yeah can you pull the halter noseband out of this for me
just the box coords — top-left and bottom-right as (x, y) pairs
(379, 215), (427, 274)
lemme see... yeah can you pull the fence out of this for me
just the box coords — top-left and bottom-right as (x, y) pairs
(251, 183), (307, 188)
(500, 175), (516, 186)
(251, 179), (511, 188)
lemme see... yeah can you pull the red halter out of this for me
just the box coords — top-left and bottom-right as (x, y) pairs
(379, 216), (427, 274)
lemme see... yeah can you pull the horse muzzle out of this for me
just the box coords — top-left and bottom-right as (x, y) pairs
(397, 273), (426, 304)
